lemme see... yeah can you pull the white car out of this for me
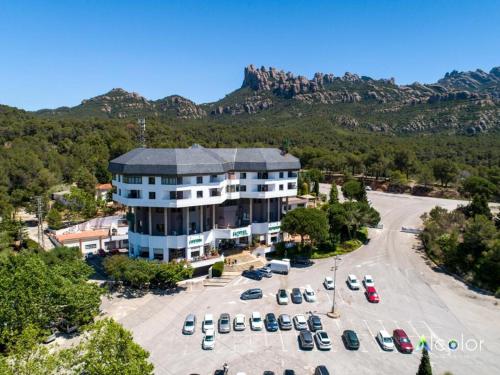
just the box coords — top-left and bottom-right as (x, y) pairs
(377, 330), (395, 351)
(202, 329), (215, 350)
(323, 276), (335, 290)
(277, 289), (289, 305)
(303, 286), (317, 302)
(363, 275), (375, 288)
(314, 330), (332, 350)
(202, 313), (215, 333)
(233, 314), (246, 331)
(293, 314), (308, 330)
(250, 312), (263, 331)
(347, 274), (361, 290)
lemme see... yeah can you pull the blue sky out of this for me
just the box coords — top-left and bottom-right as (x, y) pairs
(0, 0), (499, 110)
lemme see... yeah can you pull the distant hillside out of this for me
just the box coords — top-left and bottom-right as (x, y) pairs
(30, 65), (500, 135)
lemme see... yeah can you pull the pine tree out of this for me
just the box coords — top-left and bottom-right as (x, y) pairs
(416, 348), (432, 375)
(329, 184), (339, 204)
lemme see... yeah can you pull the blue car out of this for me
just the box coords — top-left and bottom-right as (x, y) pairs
(265, 313), (279, 332)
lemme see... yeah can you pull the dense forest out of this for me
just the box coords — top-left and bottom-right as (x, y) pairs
(1, 103), (499, 220)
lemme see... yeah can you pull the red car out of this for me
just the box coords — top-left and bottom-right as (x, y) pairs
(393, 329), (413, 353)
(365, 286), (380, 303)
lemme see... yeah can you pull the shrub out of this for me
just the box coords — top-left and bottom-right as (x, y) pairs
(211, 261), (224, 277)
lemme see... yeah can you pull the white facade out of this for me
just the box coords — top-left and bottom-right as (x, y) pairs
(111, 170), (298, 267)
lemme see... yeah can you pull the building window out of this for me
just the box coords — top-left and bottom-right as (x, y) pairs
(279, 184), (284, 191)
(196, 176), (203, 184)
(148, 176), (155, 185)
(118, 189), (121, 196)
(240, 185), (246, 192)
(197, 191), (203, 198)
(240, 172), (246, 179)
(156, 224), (165, 233)
(123, 175), (142, 184)
(170, 191), (184, 200)
(149, 192), (156, 200)
(162, 176), (183, 185)
(288, 171), (298, 178)
(257, 185), (269, 192)
(288, 182), (297, 189)
(85, 243), (97, 250)
(279, 172), (284, 178)
(257, 172), (268, 179)
(118, 175), (121, 182)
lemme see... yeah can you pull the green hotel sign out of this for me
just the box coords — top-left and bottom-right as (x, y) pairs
(187, 234), (204, 248)
(268, 222), (281, 233)
(231, 228), (249, 238)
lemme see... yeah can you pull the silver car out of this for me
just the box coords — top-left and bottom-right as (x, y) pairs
(182, 314), (196, 335)
(314, 330), (332, 350)
(218, 313), (231, 333)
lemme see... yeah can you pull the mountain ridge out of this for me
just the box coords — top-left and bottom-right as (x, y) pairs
(23, 65), (500, 135)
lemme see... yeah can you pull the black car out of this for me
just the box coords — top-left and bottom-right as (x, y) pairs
(283, 371), (295, 375)
(298, 330), (314, 350)
(263, 372), (275, 375)
(242, 269), (263, 280)
(291, 288), (303, 304)
(291, 256), (312, 266)
(342, 329), (360, 350)
(265, 313), (279, 332)
(308, 315), (322, 332)
(240, 288), (263, 300)
(314, 366), (330, 375)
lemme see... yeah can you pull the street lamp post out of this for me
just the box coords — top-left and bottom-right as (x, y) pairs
(327, 255), (341, 318)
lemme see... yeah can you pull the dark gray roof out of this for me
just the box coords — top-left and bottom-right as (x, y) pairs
(108, 146), (301, 175)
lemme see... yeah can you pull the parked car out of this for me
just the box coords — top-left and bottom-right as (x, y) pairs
(298, 330), (314, 350)
(314, 366), (330, 375)
(293, 314), (308, 330)
(314, 330), (332, 350)
(291, 288), (303, 304)
(182, 314), (196, 335)
(202, 329), (215, 350)
(291, 256), (312, 266)
(241, 288), (263, 300)
(218, 313), (231, 333)
(303, 286), (316, 302)
(308, 315), (322, 332)
(233, 314), (246, 331)
(363, 274), (375, 288)
(323, 276), (335, 290)
(265, 313), (279, 332)
(250, 312), (264, 331)
(342, 329), (360, 350)
(278, 314), (293, 330)
(277, 288), (289, 305)
(347, 274), (361, 290)
(365, 286), (380, 303)
(203, 313), (214, 333)
(242, 269), (263, 281)
(377, 330), (395, 351)
(393, 329), (414, 353)
(257, 267), (272, 278)
(283, 370), (295, 375)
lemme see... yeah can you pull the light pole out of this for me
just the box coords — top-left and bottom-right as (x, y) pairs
(327, 255), (341, 318)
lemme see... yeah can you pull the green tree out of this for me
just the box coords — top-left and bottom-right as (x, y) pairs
(66, 187), (97, 219)
(432, 159), (458, 187)
(416, 348), (432, 375)
(329, 201), (380, 240)
(463, 194), (492, 219)
(460, 176), (497, 200)
(74, 167), (98, 196)
(281, 208), (328, 246)
(329, 184), (339, 204)
(393, 149), (417, 180)
(417, 166), (434, 187)
(46, 207), (63, 230)
(342, 179), (367, 201)
(66, 319), (154, 375)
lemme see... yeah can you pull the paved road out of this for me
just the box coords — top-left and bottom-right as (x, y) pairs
(101, 191), (500, 375)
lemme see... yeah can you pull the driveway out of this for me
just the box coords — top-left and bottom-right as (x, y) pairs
(101, 191), (500, 375)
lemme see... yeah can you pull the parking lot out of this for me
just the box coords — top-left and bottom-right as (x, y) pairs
(101, 191), (500, 375)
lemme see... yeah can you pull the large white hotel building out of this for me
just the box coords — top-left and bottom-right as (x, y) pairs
(109, 145), (300, 268)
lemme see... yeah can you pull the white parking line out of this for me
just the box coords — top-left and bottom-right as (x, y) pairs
(233, 277), (244, 286)
(278, 329), (287, 352)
